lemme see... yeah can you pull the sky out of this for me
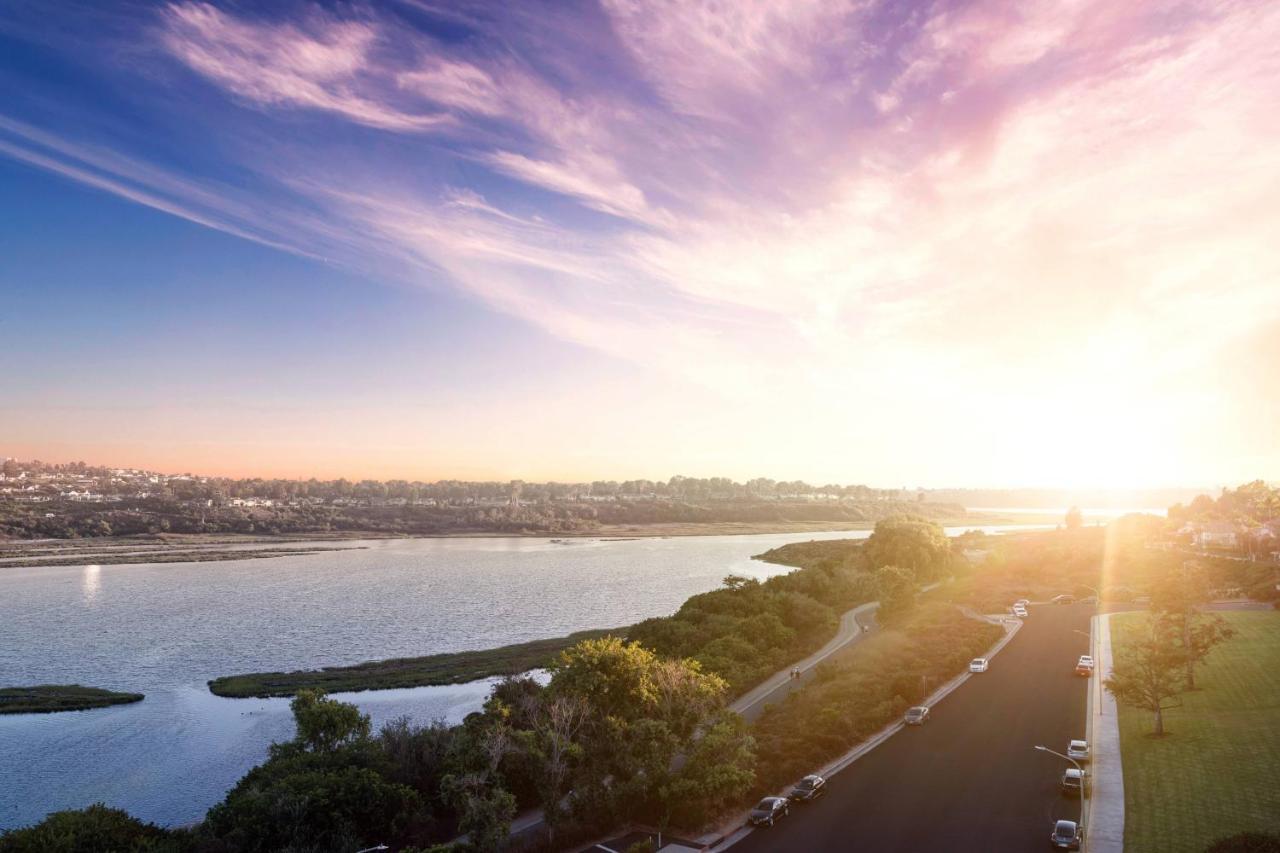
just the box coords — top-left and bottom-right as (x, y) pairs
(1, 0), (1278, 488)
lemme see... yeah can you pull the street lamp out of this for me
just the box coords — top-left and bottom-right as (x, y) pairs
(1035, 745), (1085, 825)
(356, 846), (389, 853)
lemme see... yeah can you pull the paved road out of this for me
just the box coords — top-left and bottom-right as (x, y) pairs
(732, 602), (879, 723)
(730, 603), (1093, 853)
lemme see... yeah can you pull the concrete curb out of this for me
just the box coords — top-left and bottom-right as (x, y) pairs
(1085, 613), (1125, 853)
(706, 611), (1023, 852)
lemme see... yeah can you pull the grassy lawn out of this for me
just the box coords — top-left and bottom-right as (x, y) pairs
(1112, 610), (1280, 852)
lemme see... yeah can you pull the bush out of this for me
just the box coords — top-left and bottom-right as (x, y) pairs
(0, 804), (181, 852)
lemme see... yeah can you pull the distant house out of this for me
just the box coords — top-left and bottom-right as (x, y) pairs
(1195, 521), (1240, 550)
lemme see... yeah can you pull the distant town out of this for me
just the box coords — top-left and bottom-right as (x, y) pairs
(1, 456), (1266, 547)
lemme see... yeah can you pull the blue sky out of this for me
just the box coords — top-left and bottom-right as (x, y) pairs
(1, 0), (1278, 486)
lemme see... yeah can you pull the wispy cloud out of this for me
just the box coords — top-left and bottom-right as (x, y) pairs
(4, 0), (1279, 482)
(159, 2), (450, 131)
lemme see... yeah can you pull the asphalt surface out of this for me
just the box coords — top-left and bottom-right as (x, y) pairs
(731, 603), (1093, 853)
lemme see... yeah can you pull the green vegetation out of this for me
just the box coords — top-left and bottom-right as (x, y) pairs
(1104, 562), (1236, 736)
(0, 804), (183, 853)
(750, 602), (1004, 791)
(1112, 611), (1280, 853)
(0, 684), (143, 714)
(208, 628), (621, 697)
(630, 516), (954, 693)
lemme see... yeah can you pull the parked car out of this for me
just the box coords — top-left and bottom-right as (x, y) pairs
(1067, 739), (1090, 762)
(789, 774), (827, 802)
(903, 706), (931, 725)
(1050, 819), (1084, 849)
(1075, 655), (1094, 676)
(748, 796), (790, 827)
(969, 658), (989, 673)
(1013, 605), (1029, 618)
(1061, 767), (1086, 795)
(1052, 594), (1076, 605)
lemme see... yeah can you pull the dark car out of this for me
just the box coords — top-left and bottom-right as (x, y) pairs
(789, 774), (827, 802)
(903, 706), (930, 725)
(1050, 819), (1083, 849)
(748, 796), (790, 828)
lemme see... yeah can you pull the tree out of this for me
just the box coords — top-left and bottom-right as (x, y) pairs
(660, 710), (756, 828)
(204, 762), (420, 853)
(441, 772), (516, 853)
(547, 637), (661, 720)
(873, 565), (916, 623)
(864, 517), (951, 581)
(523, 694), (588, 833)
(721, 574), (759, 591)
(0, 803), (177, 852)
(1151, 564), (1236, 690)
(1104, 628), (1183, 735)
(290, 688), (371, 752)
(1065, 506), (1083, 530)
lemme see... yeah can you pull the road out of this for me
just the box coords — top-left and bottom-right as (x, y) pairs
(729, 603), (1093, 852)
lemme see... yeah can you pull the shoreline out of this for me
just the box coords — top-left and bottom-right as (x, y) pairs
(0, 513), (1047, 568)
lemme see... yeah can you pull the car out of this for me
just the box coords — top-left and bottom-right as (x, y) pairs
(1075, 661), (1094, 677)
(1078, 655), (1094, 666)
(1067, 739), (1090, 762)
(904, 706), (930, 725)
(748, 796), (790, 827)
(1014, 598), (1031, 607)
(1052, 594), (1076, 605)
(1013, 606), (1028, 618)
(1061, 767), (1086, 795)
(969, 658), (989, 673)
(1050, 819), (1084, 849)
(788, 774), (827, 802)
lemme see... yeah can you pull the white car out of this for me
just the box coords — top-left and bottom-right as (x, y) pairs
(1078, 655), (1095, 668)
(1013, 606), (1028, 618)
(1014, 598), (1031, 607)
(969, 658), (989, 673)
(1067, 739), (1090, 762)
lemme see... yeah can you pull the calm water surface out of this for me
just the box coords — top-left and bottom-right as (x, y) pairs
(0, 527), (1040, 828)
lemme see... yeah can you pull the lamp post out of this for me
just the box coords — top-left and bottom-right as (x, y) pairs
(356, 846), (389, 853)
(1035, 745), (1085, 825)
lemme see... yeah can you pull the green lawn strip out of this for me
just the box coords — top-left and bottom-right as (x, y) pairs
(207, 627), (624, 697)
(0, 684), (144, 714)
(1113, 611), (1280, 853)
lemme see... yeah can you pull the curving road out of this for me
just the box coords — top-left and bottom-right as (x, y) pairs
(727, 603), (1093, 852)
(731, 601), (881, 723)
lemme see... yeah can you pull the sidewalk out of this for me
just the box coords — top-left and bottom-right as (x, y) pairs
(730, 600), (880, 722)
(1086, 613), (1124, 853)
